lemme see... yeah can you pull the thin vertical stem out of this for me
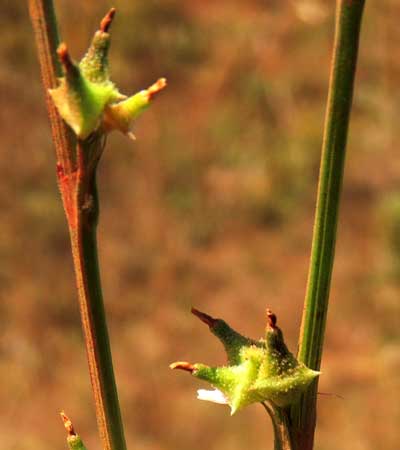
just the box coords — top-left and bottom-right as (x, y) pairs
(66, 138), (127, 450)
(299, 0), (366, 368)
(262, 403), (294, 450)
(28, 0), (75, 172)
(28, 3), (127, 450)
(289, 1), (366, 448)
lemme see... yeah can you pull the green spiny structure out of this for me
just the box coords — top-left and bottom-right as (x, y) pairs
(171, 309), (320, 415)
(49, 8), (166, 140)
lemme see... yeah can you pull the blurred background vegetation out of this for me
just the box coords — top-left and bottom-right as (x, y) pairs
(1, 0), (399, 449)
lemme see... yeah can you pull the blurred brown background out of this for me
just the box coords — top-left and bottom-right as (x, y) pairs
(1, 1), (399, 449)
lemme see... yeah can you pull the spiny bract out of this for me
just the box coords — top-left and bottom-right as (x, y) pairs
(49, 8), (166, 140)
(171, 308), (320, 415)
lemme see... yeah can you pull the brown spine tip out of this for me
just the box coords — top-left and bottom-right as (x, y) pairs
(57, 43), (73, 71)
(191, 308), (217, 327)
(100, 8), (116, 33)
(146, 78), (167, 100)
(60, 411), (76, 436)
(170, 361), (196, 373)
(266, 308), (277, 329)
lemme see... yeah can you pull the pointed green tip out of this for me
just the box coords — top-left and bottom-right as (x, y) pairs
(310, 369), (322, 379)
(102, 78), (167, 136)
(303, 365), (321, 379)
(230, 404), (240, 416)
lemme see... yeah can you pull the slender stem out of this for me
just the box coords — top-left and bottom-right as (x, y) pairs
(262, 404), (294, 450)
(289, 1), (366, 448)
(28, 0), (75, 173)
(299, 0), (366, 367)
(29, 3), (127, 450)
(63, 139), (126, 450)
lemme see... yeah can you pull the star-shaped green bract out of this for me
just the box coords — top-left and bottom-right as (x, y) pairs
(49, 9), (166, 140)
(171, 309), (320, 415)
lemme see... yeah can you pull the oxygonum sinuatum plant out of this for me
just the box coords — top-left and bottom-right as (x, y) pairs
(171, 308), (320, 415)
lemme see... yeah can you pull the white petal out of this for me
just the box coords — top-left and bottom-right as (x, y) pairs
(197, 389), (229, 404)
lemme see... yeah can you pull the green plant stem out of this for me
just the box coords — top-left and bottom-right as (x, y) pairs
(288, 1), (366, 448)
(263, 404), (294, 450)
(68, 139), (126, 450)
(29, 3), (127, 450)
(60, 138), (126, 450)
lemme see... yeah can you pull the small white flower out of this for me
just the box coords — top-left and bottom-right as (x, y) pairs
(197, 389), (229, 405)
